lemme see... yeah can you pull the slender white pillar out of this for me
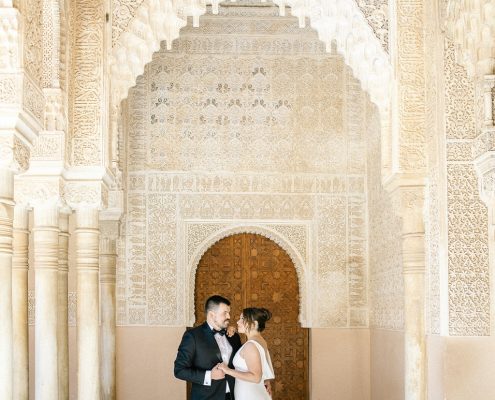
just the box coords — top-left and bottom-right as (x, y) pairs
(12, 205), (29, 400)
(58, 211), (70, 400)
(398, 187), (426, 400)
(33, 201), (60, 400)
(0, 167), (14, 400)
(100, 237), (117, 400)
(76, 207), (100, 399)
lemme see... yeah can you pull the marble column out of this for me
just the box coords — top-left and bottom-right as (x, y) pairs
(100, 236), (117, 400)
(58, 211), (70, 400)
(401, 189), (426, 400)
(76, 207), (100, 399)
(33, 201), (60, 400)
(12, 205), (29, 400)
(389, 184), (426, 400)
(0, 167), (14, 400)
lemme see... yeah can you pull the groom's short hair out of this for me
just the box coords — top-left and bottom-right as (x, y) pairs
(205, 295), (230, 315)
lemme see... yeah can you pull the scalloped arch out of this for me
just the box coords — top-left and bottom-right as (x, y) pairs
(110, 0), (391, 114)
(186, 224), (310, 328)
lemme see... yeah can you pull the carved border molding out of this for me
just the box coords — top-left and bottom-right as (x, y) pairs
(183, 221), (311, 327)
(110, 0), (391, 113)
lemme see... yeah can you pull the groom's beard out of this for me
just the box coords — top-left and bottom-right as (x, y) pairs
(216, 318), (230, 329)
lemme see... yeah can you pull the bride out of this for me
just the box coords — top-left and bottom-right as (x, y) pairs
(218, 307), (275, 399)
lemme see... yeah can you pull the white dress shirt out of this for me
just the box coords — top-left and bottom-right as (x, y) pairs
(204, 322), (233, 393)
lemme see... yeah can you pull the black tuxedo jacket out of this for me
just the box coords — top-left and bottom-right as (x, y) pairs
(174, 322), (242, 400)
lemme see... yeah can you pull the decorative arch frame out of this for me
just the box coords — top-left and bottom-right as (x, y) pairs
(111, 0), (393, 183)
(110, 0), (392, 114)
(186, 224), (310, 328)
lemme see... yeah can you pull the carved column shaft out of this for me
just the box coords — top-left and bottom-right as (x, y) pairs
(76, 207), (100, 400)
(33, 202), (60, 400)
(400, 187), (426, 400)
(388, 182), (427, 400)
(401, 203), (426, 400)
(58, 212), (70, 400)
(12, 205), (29, 400)
(100, 236), (117, 400)
(0, 167), (14, 400)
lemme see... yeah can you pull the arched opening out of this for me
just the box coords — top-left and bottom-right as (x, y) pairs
(194, 233), (308, 400)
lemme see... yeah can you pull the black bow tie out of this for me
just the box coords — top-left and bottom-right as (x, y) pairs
(212, 328), (226, 336)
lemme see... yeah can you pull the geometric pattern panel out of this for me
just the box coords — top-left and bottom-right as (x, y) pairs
(444, 41), (490, 336)
(119, 7), (370, 328)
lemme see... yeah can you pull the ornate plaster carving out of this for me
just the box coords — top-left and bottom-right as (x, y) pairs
(118, 8), (371, 329)
(43, 88), (65, 131)
(446, 0), (495, 78)
(445, 41), (490, 336)
(42, 0), (61, 89)
(63, 181), (108, 209)
(110, 0), (391, 114)
(0, 8), (20, 70)
(0, 133), (30, 173)
(22, 0), (44, 87)
(69, 0), (104, 166)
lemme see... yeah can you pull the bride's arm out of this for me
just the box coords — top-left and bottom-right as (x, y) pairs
(218, 343), (262, 383)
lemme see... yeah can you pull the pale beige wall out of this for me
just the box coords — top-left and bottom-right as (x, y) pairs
(116, 327), (185, 400)
(427, 335), (445, 400)
(115, 327), (371, 400)
(427, 335), (495, 400)
(311, 328), (370, 400)
(370, 329), (404, 400)
(443, 336), (495, 400)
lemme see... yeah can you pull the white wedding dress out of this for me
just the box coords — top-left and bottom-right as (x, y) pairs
(233, 339), (275, 400)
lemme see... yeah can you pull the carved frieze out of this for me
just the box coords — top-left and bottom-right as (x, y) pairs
(63, 181), (108, 209)
(69, 0), (104, 166)
(14, 177), (63, 204)
(22, 0), (43, 87)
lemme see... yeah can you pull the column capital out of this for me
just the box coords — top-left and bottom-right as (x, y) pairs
(384, 173), (426, 218)
(384, 174), (426, 275)
(0, 132), (30, 174)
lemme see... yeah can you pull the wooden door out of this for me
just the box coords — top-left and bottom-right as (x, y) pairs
(194, 233), (309, 400)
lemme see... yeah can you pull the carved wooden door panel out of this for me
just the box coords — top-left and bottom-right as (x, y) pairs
(195, 233), (309, 400)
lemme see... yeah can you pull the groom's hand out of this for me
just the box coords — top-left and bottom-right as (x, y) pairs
(211, 365), (225, 380)
(226, 325), (237, 337)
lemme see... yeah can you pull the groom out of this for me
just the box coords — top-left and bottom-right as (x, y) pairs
(174, 295), (242, 400)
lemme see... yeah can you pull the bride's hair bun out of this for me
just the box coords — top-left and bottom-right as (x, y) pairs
(260, 308), (272, 322)
(242, 307), (272, 332)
